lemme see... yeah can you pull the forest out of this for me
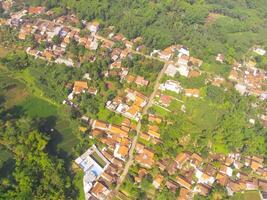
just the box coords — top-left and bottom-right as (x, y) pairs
(19, 0), (267, 63)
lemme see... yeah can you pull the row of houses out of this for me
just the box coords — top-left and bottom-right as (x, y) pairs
(76, 117), (138, 199)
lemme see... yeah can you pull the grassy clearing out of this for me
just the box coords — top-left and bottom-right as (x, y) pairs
(97, 107), (124, 125)
(19, 96), (58, 118)
(14, 68), (59, 107)
(73, 170), (85, 200)
(231, 190), (261, 200)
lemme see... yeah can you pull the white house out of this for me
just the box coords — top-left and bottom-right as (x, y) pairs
(159, 80), (182, 94)
(177, 65), (189, 77)
(253, 47), (266, 56)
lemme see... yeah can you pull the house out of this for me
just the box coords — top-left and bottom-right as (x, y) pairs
(195, 169), (215, 186)
(125, 40), (133, 49)
(114, 144), (129, 161)
(253, 47), (266, 56)
(147, 125), (160, 139)
(88, 21), (100, 33)
(135, 144), (154, 168)
(152, 174), (164, 189)
(140, 132), (150, 141)
(108, 125), (129, 138)
(134, 168), (147, 183)
(28, 6), (45, 15)
(135, 76), (149, 87)
(185, 89), (200, 98)
(165, 63), (178, 77)
(189, 57), (203, 67)
(216, 53), (225, 63)
(73, 81), (88, 94)
(178, 47), (190, 56)
(211, 76), (225, 87)
(177, 54), (189, 66)
(219, 165), (233, 177)
(159, 80), (182, 94)
(235, 84), (247, 95)
(91, 182), (110, 200)
(190, 153), (203, 168)
(216, 172), (229, 186)
(92, 120), (109, 131)
(55, 58), (74, 67)
(159, 95), (172, 107)
(189, 70), (200, 78)
(178, 188), (190, 200)
(75, 146), (110, 198)
(229, 70), (239, 81)
(148, 114), (162, 124)
(175, 152), (190, 169)
(177, 65), (189, 77)
(194, 183), (211, 196)
(259, 180), (267, 192)
(227, 180), (246, 195)
(158, 48), (173, 61)
(176, 175), (192, 190)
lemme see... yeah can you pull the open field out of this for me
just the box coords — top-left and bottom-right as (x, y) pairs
(0, 68), (79, 155)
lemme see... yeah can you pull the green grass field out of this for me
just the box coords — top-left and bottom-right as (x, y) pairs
(231, 191), (261, 200)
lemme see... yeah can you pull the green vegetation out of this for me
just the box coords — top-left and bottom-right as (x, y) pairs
(90, 152), (106, 168)
(230, 190), (261, 200)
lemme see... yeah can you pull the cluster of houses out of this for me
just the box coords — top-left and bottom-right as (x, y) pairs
(75, 145), (111, 200)
(228, 59), (266, 100)
(106, 89), (147, 122)
(132, 151), (267, 199)
(75, 117), (139, 199)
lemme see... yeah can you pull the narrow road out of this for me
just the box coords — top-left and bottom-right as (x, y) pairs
(110, 61), (169, 198)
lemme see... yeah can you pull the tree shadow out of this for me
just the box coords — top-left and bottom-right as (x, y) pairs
(36, 116), (69, 159)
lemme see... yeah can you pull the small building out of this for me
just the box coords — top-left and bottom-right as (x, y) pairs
(73, 81), (88, 94)
(216, 53), (225, 63)
(152, 174), (164, 189)
(185, 89), (200, 98)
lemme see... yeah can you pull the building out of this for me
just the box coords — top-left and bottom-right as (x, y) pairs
(176, 175), (192, 190)
(75, 146), (110, 199)
(165, 63), (178, 77)
(152, 174), (164, 189)
(73, 81), (88, 94)
(159, 80), (182, 94)
(185, 89), (200, 98)
(90, 182), (110, 200)
(135, 76), (149, 87)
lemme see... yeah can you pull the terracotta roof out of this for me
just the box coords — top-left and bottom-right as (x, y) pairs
(175, 152), (190, 166)
(190, 153), (203, 167)
(108, 125), (128, 137)
(28, 6), (45, 14)
(101, 172), (113, 183)
(92, 120), (109, 130)
(176, 175), (191, 190)
(196, 183), (211, 196)
(216, 172), (229, 186)
(189, 70), (200, 78)
(117, 145), (129, 157)
(91, 182), (105, 196)
(73, 81), (88, 94)
(91, 129), (105, 138)
(251, 160), (263, 171)
(140, 132), (150, 141)
(135, 76), (149, 86)
(185, 88), (200, 97)
(259, 180), (267, 192)
(178, 188), (189, 200)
